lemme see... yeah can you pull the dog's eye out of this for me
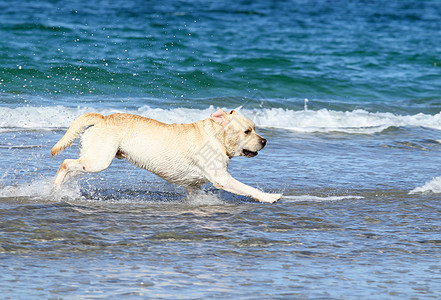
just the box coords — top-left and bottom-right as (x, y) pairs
(244, 129), (251, 134)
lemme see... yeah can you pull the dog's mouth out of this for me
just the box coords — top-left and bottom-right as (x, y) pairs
(242, 149), (258, 157)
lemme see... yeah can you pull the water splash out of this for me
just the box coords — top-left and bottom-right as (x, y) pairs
(0, 178), (82, 201)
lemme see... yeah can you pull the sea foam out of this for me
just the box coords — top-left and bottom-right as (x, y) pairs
(410, 176), (441, 194)
(282, 195), (364, 202)
(1, 105), (441, 134)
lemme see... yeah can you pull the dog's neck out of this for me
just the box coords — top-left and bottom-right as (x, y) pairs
(201, 118), (233, 159)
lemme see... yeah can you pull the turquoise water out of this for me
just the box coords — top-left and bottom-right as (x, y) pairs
(1, 0), (440, 109)
(1, 0), (441, 298)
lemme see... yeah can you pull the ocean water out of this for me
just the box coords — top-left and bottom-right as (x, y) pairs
(1, 0), (441, 298)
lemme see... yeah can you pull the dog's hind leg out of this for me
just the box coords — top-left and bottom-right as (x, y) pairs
(53, 159), (85, 186)
(53, 129), (119, 187)
(53, 154), (116, 187)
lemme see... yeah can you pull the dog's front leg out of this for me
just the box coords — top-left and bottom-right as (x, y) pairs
(212, 174), (282, 203)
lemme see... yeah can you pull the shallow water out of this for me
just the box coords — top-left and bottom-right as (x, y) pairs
(2, 0), (441, 298)
(1, 187), (441, 299)
(2, 127), (441, 298)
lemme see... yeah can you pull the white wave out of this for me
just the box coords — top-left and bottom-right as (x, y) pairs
(0, 106), (117, 131)
(282, 195), (364, 202)
(239, 108), (441, 134)
(1, 105), (441, 134)
(410, 176), (441, 194)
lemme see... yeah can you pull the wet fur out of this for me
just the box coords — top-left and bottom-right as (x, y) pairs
(51, 109), (282, 203)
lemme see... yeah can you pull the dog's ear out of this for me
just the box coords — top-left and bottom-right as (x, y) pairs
(229, 110), (238, 115)
(211, 109), (228, 126)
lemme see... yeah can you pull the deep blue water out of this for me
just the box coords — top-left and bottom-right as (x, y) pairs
(1, 0), (440, 109)
(1, 0), (441, 299)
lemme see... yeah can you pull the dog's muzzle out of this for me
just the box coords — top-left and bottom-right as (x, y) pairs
(242, 138), (267, 157)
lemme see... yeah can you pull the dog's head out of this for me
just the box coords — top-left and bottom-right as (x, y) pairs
(211, 109), (267, 158)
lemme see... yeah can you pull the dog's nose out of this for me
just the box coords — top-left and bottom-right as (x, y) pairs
(261, 138), (267, 147)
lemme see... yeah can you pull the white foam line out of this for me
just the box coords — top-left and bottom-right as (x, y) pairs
(2, 105), (441, 134)
(282, 195), (364, 202)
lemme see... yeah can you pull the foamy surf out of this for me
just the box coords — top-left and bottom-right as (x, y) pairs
(282, 195), (364, 202)
(410, 176), (441, 194)
(2, 105), (441, 134)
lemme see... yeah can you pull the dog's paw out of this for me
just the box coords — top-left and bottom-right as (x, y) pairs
(258, 193), (282, 203)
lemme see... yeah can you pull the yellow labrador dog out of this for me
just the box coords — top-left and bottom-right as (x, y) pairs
(51, 109), (282, 203)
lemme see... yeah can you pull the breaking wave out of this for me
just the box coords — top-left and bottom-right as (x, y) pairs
(1, 105), (441, 134)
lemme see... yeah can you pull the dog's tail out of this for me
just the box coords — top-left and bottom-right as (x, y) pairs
(51, 112), (105, 157)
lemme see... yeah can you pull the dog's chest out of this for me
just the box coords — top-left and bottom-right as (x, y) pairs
(126, 153), (209, 186)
